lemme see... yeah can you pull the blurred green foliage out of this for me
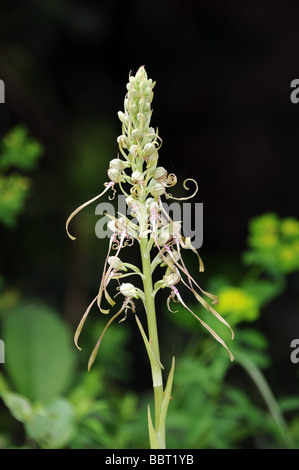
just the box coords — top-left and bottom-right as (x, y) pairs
(3, 303), (76, 402)
(0, 124), (299, 448)
(244, 213), (299, 275)
(0, 125), (43, 227)
(0, 206), (298, 448)
(163, 212), (299, 449)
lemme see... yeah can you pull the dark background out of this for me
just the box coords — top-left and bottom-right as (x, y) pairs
(0, 0), (299, 406)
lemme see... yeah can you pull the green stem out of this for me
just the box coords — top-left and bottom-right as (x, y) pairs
(237, 353), (294, 449)
(139, 235), (165, 448)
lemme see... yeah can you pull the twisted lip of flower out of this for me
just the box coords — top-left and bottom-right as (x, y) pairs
(65, 181), (116, 241)
(86, 295), (137, 371)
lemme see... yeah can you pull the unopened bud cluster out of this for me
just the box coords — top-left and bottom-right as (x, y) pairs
(108, 66), (176, 200)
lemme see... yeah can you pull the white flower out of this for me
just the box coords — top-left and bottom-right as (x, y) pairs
(143, 142), (156, 157)
(117, 135), (128, 149)
(117, 111), (129, 127)
(154, 167), (167, 182)
(109, 158), (128, 171)
(132, 128), (143, 140)
(120, 283), (139, 299)
(107, 168), (124, 183)
(131, 171), (144, 183)
(108, 256), (127, 271)
(156, 231), (171, 246)
(148, 179), (166, 197)
(162, 272), (181, 287)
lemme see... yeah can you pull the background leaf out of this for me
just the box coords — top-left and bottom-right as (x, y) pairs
(25, 397), (76, 449)
(3, 302), (76, 401)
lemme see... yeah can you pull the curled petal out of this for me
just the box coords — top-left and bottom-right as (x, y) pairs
(167, 293), (179, 313)
(66, 182), (115, 240)
(74, 295), (98, 350)
(172, 287), (234, 361)
(165, 178), (198, 201)
(165, 173), (177, 187)
(175, 234), (204, 272)
(108, 185), (117, 200)
(97, 232), (126, 313)
(163, 243), (233, 339)
(143, 131), (163, 151)
(87, 304), (126, 370)
(159, 199), (204, 273)
(191, 286), (234, 340)
(130, 184), (143, 198)
(124, 237), (134, 247)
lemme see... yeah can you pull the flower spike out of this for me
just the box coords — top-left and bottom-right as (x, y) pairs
(66, 65), (234, 450)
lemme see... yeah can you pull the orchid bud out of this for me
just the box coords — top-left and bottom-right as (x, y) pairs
(166, 249), (180, 263)
(108, 256), (127, 271)
(143, 142), (156, 156)
(129, 144), (139, 159)
(126, 195), (140, 212)
(120, 282), (139, 299)
(107, 219), (118, 235)
(131, 171), (144, 183)
(132, 128), (143, 140)
(143, 102), (151, 113)
(154, 166), (167, 181)
(148, 200), (160, 219)
(117, 111), (126, 123)
(145, 197), (154, 208)
(128, 87), (139, 99)
(135, 66), (147, 83)
(156, 231), (171, 246)
(148, 179), (166, 196)
(126, 195), (135, 206)
(118, 111), (130, 128)
(142, 78), (152, 89)
(143, 86), (151, 97)
(109, 158), (128, 171)
(116, 217), (128, 231)
(146, 151), (158, 168)
(137, 112), (144, 123)
(163, 272), (181, 287)
(129, 103), (138, 114)
(107, 168), (123, 183)
(108, 217), (128, 235)
(117, 135), (128, 149)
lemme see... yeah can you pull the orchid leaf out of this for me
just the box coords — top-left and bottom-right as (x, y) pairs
(135, 315), (164, 370)
(148, 405), (159, 449)
(158, 356), (175, 443)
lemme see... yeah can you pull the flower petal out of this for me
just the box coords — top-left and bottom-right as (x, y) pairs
(66, 182), (114, 240)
